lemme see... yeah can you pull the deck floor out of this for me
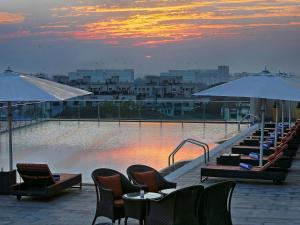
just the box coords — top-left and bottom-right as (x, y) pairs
(0, 149), (299, 225)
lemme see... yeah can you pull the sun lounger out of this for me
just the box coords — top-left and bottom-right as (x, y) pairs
(232, 132), (298, 157)
(201, 145), (288, 184)
(231, 145), (275, 155)
(11, 163), (82, 200)
(217, 143), (292, 168)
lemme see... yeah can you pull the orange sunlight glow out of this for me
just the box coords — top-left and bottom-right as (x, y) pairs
(50, 0), (300, 46)
(0, 12), (24, 24)
(3, 0), (300, 46)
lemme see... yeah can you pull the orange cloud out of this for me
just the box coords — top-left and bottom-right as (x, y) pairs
(2, 1), (300, 46)
(48, 0), (300, 46)
(0, 12), (24, 24)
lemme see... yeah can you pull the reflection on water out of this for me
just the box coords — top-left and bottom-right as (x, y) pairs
(0, 121), (246, 182)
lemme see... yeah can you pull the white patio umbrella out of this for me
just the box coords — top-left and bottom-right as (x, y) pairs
(283, 76), (300, 127)
(193, 71), (300, 166)
(0, 69), (91, 171)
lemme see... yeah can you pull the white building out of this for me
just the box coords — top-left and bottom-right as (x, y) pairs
(161, 65), (230, 85)
(68, 69), (134, 83)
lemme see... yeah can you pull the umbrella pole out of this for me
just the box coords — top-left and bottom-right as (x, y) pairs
(7, 102), (13, 171)
(281, 101), (284, 138)
(259, 99), (266, 167)
(288, 102), (291, 128)
(274, 101), (278, 147)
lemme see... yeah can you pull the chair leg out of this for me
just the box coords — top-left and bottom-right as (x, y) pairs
(91, 215), (97, 225)
(124, 217), (128, 225)
(118, 219), (121, 224)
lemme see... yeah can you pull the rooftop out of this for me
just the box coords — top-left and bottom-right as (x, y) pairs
(1, 145), (299, 225)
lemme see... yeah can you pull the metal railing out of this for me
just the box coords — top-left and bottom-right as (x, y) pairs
(0, 100), (251, 132)
(168, 138), (210, 166)
(52, 99), (250, 123)
(238, 113), (260, 132)
(0, 102), (49, 132)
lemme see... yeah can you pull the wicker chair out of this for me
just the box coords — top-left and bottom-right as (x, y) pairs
(91, 168), (140, 225)
(145, 185), (204, 225)
(199, 181), (236, 225)
(126, 164), (176, 192)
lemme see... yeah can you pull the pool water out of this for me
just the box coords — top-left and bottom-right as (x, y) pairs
(0, 121), (246, 182)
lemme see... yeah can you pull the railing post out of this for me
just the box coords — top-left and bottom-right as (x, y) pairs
(203, 102), (206, 128)
(30, 104), (33, 125)
(97, 102), (100, 126)
(139, 103), (141, 127)
(225, 120), (228, 138)
(77, 102), (80, 126)
(118, 101), (121, 127)
(160, 106), (163, 128)
(58, 102), (61, 126)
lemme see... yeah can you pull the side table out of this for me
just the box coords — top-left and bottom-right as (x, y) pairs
(123, 192), (162, 225)
(0, 170), (16, 195)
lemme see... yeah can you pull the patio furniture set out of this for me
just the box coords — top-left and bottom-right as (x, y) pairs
(91, 165), (236, 225)
(201, 121), (300, 183)
(8, 163), (236, 225)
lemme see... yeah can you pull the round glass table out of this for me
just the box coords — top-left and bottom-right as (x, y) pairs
(123, 192), (162, 200)
(159, 188), (177, 195)
(122, 192), (162, 225)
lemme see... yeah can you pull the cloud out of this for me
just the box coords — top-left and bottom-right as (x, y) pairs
(0, 12), (24, 24)
(48, 0), (300, 46)
(1, 1), (300, 47)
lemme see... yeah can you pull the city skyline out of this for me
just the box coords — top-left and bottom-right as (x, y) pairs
(0, 0), (299, 76)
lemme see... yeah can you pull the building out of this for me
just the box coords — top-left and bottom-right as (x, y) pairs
(68, 69), (134, 84)
(133, 75), (206, 99)
(160, 65), (230, 86)
(66, 69), (207, 99)
(61, 66), (231, 100)
(52, 75), (69, 84)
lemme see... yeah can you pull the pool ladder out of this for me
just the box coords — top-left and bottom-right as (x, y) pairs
(168, 138), (209, 166)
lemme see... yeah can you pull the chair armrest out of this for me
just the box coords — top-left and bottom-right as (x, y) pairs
(164, 181), (177, 189)
(146, 195), (175, 222)
(157, 177), (177, 190)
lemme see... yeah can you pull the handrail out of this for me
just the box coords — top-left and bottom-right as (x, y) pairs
(238, 113), (260, 132)
(0, 101), (44, 110)
(168, 138), (209, 166)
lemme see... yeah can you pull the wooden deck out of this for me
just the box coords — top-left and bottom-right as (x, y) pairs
(0, 149), (299, 225)
(176, 147), (300, 225)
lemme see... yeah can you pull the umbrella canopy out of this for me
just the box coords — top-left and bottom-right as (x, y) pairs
(0, 69), (91, 171)
(193, 71), (300, 167)
(0, 70), (90, 101)
(193, 73), (300, 101)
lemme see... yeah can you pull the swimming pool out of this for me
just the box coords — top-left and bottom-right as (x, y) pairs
(0, 121), (247, 182)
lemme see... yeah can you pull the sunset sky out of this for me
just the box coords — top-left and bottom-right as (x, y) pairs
(0, 0), (299, 76)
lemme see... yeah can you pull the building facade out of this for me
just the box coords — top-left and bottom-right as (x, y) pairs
(54, 66), (229, 99)
(160, 65), (230, 86)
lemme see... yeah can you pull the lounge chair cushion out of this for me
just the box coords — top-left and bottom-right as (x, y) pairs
(16, 163), (55, 187)
(96, 174), (123, 199)
(133, 170), (158, 192)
